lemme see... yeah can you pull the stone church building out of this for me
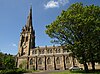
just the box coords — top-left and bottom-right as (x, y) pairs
(16, 7), (82, 70)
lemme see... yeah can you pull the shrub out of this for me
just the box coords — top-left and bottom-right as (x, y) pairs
(0, 68), (27, 74)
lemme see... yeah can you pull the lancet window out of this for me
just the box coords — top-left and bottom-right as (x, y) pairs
(47, 57), (51, 64)
(56, 57), (60, 64)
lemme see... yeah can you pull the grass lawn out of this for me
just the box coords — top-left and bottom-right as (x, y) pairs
(50, 70), (100, 74)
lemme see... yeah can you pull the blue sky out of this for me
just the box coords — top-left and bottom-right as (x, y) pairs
(0, 0), (100, 55)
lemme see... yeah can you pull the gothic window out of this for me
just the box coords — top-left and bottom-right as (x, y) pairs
(50, 49), (52, 53)
(39, 50), (41, 54)
(35, 50), (37, 54)
(56, 49), (60, 53)
(56, 57), (60, 64)
(41, 50), (44, 54)
(32, 50), (37, 54)
(47, 57), (51, 64)
(66, 57), (70, 63)
(47, 49), (49, 53)
(30, 58), (33, 65)
(26, 36), (28, 42)
(33, 58), (35, 64)
(20, 36), (24, 46)
(21, 47), (23, 55)
(32, 50), (34, 54)
(47, 49), (52, 53)
(38, 58), (42, 65)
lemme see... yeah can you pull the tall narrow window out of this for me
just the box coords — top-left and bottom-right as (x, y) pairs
(26, 36), (28, 42)
(47, 57), (51, 64)
(38, 58), (42, 65)
(20, 36), (24, 46)
(33, 58), (35, 64)
(42, 50), (44, 54)
(66, 57), (70, 63)
(30, 58), (33, 65)
(56, 57), (60, 64)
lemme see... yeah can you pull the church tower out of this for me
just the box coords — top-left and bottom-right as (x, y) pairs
(18, 7), (35, 56)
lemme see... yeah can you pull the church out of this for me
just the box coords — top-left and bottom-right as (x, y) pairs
(16, 7), (82, 70)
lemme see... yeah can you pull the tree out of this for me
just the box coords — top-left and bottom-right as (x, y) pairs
(2, 54), (15, 69)
(0, 52), (5, 69)
(45, 3), (100, 72)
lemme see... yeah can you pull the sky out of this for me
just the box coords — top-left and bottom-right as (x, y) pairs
(0, 0), (100, 55)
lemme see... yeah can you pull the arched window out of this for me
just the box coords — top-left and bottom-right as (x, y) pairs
(47, 49), (52, 53)
(20, 36), (24, 46)
(33, 58), (35, 64)
(32, 50), (37, 54)
(56, 49), (60, 53)
(66, 57), (70, 63)
(35, 50), (37, 54)
(42, 50), (44, 54)
(47, 57), (51, 64)
(39, 50), (41, 54)
(26, 36), (28, 42)
(38, 58), (42, 65)
(49, 49), (52, 53)
(30, 58), (33, 65)
(56, 57), (60, 64)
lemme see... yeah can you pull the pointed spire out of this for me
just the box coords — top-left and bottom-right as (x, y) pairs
(26, 6), (33, 28)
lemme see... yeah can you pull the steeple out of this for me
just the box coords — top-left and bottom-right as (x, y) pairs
(26, 6), (33, 28)
(18, 6), (35, 57)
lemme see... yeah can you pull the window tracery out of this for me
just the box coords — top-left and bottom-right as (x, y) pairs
(56, 49), (60, 53)
(30, 58), (33, 65)
(47, 49), (52, 53)
(38, 58), (42, 65)
(66, 57), (70, 63)
(47, 57), (51, 64)
(56, 57), (60, 64)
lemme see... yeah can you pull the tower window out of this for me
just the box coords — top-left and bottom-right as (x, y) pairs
(26, 36), (28, 42)
(20, 36), (24, 46)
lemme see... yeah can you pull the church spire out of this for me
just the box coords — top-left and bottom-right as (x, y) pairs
(26, 6), (33, 28)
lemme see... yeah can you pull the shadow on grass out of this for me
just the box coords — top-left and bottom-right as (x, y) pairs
(71, 69), (100, 74)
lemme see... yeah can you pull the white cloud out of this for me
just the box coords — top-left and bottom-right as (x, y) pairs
(58, 0), (69, 5)
(44, 0), (69, 9)
(44, 1), (59, 9)
(12, 43), (17, 47)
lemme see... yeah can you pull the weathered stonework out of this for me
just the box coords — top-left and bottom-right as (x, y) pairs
(16, 7), (84, 70)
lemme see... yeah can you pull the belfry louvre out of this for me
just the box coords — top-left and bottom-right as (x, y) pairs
(16, 7), (82, 70)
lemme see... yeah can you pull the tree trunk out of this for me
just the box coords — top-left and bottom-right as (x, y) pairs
(90, 49), (95, 71)
(91, 61), (95, 71)
(82, 52), (89, 72)
(83, 61), (88, 73)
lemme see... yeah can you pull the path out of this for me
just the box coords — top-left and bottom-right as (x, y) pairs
(23, 70), (66, 74)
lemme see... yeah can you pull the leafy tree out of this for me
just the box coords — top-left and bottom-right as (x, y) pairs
(45, 3), (100, 72)
(0, 52), (16, 69)
(3, 55), (15, 69)
(0, 52), (5, 69)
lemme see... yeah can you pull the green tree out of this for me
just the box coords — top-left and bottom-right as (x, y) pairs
(45, 3), (100, 72)
(0, 52), (5, 69)
(3, 54), (15, 69)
